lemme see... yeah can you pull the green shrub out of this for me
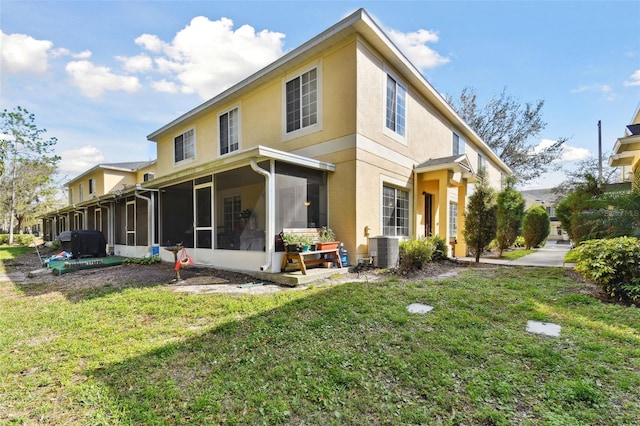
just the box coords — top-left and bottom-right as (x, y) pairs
(0, 233), (35, 246)
(124, 255), (161, 265)
(523, 206), (550, 249)
(399, 238), (435, 272)
(428, 235), (448, 260)
(514, 236), (525, 247)
(574, 237), (640, 304)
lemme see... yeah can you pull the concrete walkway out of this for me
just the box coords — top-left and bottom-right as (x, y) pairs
(460, 240), (574, 268)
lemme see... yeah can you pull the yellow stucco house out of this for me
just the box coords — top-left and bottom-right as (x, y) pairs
(609, 105), (640, 186)
(42, 9), (510, 273)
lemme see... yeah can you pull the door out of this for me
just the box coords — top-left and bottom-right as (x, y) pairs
(195, 184), (213, 249)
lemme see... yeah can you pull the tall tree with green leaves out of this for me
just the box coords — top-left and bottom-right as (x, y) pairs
(0, 107), (60, 244)
(495, 180), (525, 257)
(449, 87), (565, 186)
(555, 173), (603, 243)
(463, 174), (497, 262)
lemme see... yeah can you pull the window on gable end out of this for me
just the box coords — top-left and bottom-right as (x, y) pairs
(385, 75), (406, 137)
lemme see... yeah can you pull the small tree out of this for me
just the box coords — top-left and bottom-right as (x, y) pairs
(522, 205), (550, 249)
(0, 107), (60, 244)
(463, 175), (497, 262)
(495, 181), (525, 257)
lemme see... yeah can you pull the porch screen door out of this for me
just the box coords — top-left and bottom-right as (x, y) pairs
(195, 185), (213, 248)
(126, 201), (135, 246)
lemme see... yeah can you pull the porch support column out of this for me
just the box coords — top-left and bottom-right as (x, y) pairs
(437, 174), (448, 240)
(457, 182), (468, 257)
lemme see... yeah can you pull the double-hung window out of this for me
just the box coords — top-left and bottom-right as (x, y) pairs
(78, 184), (84, 202)
(453, 133), (465, 156)
(286, 68), (317, 133)
(219, 108), (239, 155)
(385, 75), (406, 137)
(88, 178), (95, 195)
(382, 185), (409, 237)
(174, 129), (195, 163)
(478, 153), (486, 172)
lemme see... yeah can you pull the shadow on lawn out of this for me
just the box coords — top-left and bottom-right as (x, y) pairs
(87, 282), (437, 424)
(80, 268), (638, 424)
(11, 259), (194, 304)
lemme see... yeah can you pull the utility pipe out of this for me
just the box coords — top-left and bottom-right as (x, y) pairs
(250, 158), (274, 272)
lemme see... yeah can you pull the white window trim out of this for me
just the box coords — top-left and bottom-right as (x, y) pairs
(174, 128), (196, 166)
(379, 174), (412, 239)
(382, 66), (408, 145)
(88, 178), (95, 195)
(78, 183), (84, 202)
(218, 104), (242, 157)
(282, 60), (323, 141)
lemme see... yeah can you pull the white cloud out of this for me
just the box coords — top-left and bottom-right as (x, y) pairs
(387, 28), (449, 69)
(59, 145), (106, 174)
(533, 138), (592, 163)
(117, 54), (153, 73)
(571, 84), (613, 94)
(135, 33), (168, 53)
(624, 69), (640, 87)
(152, 79), (180, 94)
(136, 16), (285, 99)
(65, 60), (142, 99)
(0, 30), (52, 74)
(51, 48), (91, 59)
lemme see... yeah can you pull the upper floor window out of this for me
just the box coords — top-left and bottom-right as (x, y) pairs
(286, 68), (317, 133)
(478, 153), (486, 172)
(453, 133), (465, 156)
(385, 75), (406, 137)
(69, 188), (73, 205)
(88, 178), (95, 195)
(78, 183), (84, 202)
(382, 184), (409, 237)
(219, 108), (239, 155)
(174, 129), (195, 163)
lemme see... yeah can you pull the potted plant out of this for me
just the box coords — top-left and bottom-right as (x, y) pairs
(317, 226), (339, 250)
(282, 233), (314, 252)
(282, 233), (302, 252)
(299, 234), (314, 252)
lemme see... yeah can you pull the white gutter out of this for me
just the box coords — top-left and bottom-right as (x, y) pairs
(250, 159), (274, 271)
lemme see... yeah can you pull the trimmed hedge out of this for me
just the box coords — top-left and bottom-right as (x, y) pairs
(0, 234), (36, 246)
(574, 237), (640, 304)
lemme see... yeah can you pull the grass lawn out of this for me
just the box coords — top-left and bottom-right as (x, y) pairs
(501, 249), (535, 260)
(1, 247), (639, 425)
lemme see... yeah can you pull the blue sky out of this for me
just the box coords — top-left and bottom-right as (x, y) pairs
(2, 0), (639, 189)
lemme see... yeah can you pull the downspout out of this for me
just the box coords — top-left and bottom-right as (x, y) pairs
(94, 195), (111, 247)
(250, 158), (274, 271)
(134, 187), (158, 255)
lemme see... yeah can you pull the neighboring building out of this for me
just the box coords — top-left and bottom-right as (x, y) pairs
(521, 188), (566, 240)
(41, 161), (155, 250)
(609, 105), (640, 186)
(41, 9), (510, 272)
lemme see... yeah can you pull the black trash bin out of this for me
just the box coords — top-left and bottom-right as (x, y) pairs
(70, 230), (107, 259)
(57, 231), (73, 253)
